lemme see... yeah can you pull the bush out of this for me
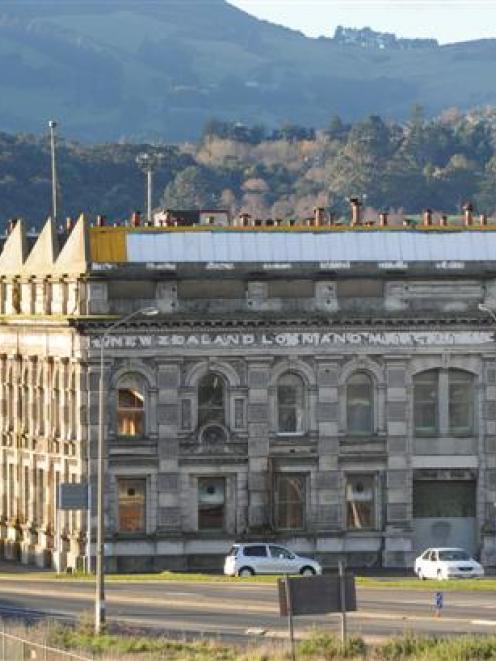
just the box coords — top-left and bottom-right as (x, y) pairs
(298, 629), (366, 659)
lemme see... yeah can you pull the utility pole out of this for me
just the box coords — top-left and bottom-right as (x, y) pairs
(48, 120), (58, 222)
(136, 152), (164, 225)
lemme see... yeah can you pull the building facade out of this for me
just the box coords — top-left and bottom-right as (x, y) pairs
(0, 211), (496, 572)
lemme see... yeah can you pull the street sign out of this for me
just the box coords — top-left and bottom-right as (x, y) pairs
(278, 574), (357, 616)
(58, 483), (89, 510)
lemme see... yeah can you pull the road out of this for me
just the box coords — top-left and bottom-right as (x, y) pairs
(0, 576), (495, 641)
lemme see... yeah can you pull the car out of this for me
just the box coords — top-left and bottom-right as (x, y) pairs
(224, 542), (322, 577)
(414, 547), (484, 580)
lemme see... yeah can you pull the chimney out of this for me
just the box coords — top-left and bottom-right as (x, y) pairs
(440, 214), (448, 227)
(131, 211), (141, 227)
(422, 209), (432, 227)
(313, 207), (326, 226)
(349, 197), (362, 226)
(66, 216), (75, 233)
(95, 214), (106, 228)
(480, 213), (488, 226)
(463, 202), (474, 227)
(7, 218), (18, 234)
(379, 211), (388, 227)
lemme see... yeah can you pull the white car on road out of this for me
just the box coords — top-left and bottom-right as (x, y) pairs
(414, 547), (484, 580)
(224, 542), (322, 577)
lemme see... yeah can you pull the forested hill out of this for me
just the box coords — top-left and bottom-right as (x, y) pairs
(1, 0), (496, 141)
(2, 109), (496, 227)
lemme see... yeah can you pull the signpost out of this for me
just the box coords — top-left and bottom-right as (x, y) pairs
(56, 483), (89, 574)
(278, 569), (357, 658)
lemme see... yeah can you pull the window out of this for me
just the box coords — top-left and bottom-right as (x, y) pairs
(269, 545), (294, 559)
(198, 373), (225, 427)
(117, 388), (144, 436)
(413, 370), (438, 435)
(346, 372), (373, 435)
(413, 369), (474, 436)
(448, 370), (473, 435)
(118, 478), (146, 533)
(346, 474), (375, 529)
(243, 545), (267, 557)
(275, 474), (305, 530)
(198, 477), (225, 530)
(277, 373), (304, 433)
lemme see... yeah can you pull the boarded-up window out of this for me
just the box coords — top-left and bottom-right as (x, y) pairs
(275, 474), (305, 530)
(346, 474), (375, 529)
(198, 477), (225, 530)
(118, 478), (146, 532)
(413, 481), (475, 518)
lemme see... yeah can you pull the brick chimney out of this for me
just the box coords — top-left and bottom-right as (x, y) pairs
(379, 211), (388, 227)
(440, 214), (448, 227)
(462, 202), (474, 227)
(313, 207), (326, 226)
(349, 197), (362, 226)
(422, 209), (432, 226)
(131, 211), (141, 227)
(480, 213), (488, 226)
(95, 214), (106, 228)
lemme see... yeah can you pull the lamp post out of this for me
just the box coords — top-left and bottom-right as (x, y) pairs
(95, 306), (159, 634)
(135, 152), (164, 225)
(48, 120), (58, 223)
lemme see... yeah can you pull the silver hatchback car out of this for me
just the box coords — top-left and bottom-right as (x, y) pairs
(224, 542), (322, 577)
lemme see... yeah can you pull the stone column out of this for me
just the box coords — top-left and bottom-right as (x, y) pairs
(383, 358), (412, 568)
(157, 361), (181, 537)
(314, 359), (341, 535)
(246, 359), (271, 531)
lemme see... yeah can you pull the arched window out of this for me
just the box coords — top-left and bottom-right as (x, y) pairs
(277, 373), (305, 433)
(198, 373), (226, 427)
(117, 374), (146, 437)
(346, 372), (373, 435)
(413, 369), (474, 436)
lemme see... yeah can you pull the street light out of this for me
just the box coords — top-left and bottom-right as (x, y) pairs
(48, 120), (58, 222)
(95, 306), (159, 634)
(136, 152), (164, 225)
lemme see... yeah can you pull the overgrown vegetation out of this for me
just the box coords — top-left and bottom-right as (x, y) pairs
(3, 107), (496, 228)
(7, 620), (496, 660)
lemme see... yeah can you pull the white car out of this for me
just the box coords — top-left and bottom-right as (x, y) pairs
(224, 542), (322, 577)
(414, 547), (484, 580)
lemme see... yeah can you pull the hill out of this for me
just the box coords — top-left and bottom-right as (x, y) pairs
(1, 1), (496, 141)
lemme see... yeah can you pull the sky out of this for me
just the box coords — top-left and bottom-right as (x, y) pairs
(228, 1), (496, 45)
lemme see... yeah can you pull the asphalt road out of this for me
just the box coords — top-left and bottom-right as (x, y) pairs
(0, 577), (496, 641)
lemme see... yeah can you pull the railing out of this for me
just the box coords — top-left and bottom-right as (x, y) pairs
(0, 627), (91, 661)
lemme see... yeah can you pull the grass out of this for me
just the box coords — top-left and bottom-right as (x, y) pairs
(10, 620), (496, 660)
(4, 569), (496, 591)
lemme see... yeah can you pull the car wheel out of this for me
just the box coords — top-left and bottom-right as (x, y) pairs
(300, 566), (316, 576)
(238, 567), (255, 577)
(417, 569), (425, 581)
(437, 569), (444, 581)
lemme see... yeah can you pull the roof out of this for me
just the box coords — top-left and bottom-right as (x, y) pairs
(111, 229), (496, 264)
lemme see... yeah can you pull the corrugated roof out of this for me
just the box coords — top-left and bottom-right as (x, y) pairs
(125, 230), (496, 263)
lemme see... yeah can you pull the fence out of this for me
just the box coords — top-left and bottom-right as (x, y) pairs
(0, 626), (91, 661)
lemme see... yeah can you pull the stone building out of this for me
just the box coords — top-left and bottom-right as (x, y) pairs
(1, 209), (496, 572)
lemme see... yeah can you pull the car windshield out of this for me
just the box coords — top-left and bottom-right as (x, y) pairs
(438, 550), (470, 561)
(227, 546), (239, 557)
